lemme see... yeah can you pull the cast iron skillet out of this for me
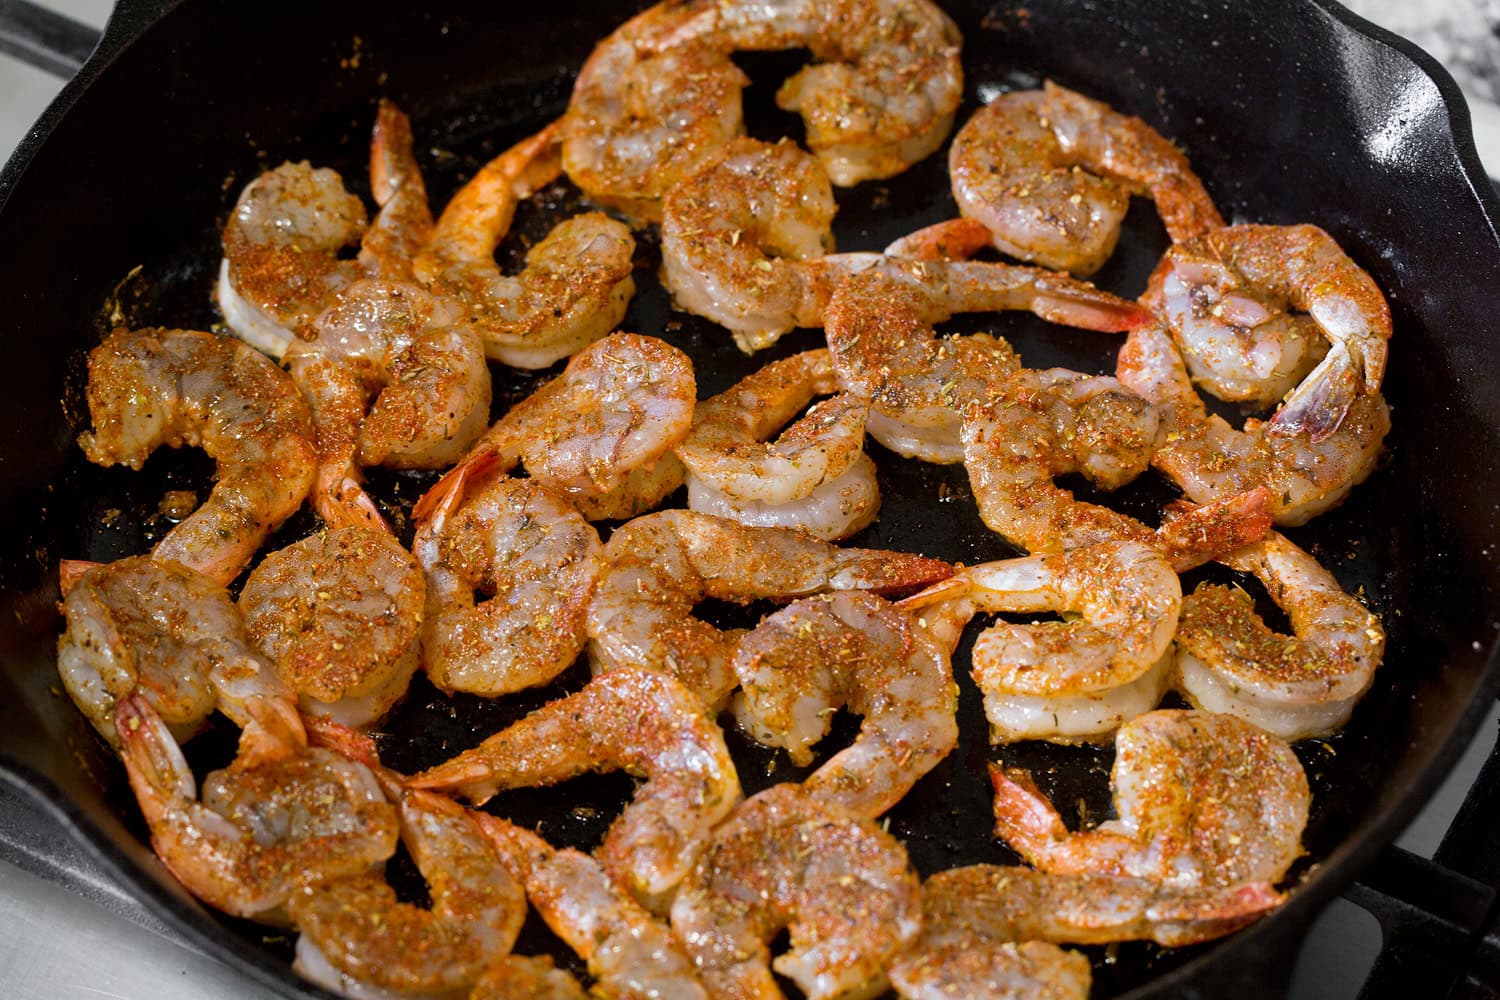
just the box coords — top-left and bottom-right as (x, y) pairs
(2, 1), (1500, 996)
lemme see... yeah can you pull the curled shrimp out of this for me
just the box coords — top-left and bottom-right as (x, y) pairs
(1174, 530), (1385, 740)
(947, 81), (1223, 276)
(57, 555), (296, 746)
(239, 527), (424, 728)
(825, 260), (1151, 463)
(412, 453), (603, 697)
(677, 349), (879, 540)
(1143, 223), (1392, 440)
(78, 327), (316, 586)
(470, 956), (588, 1000)
(477, 815), (711, 999)
(114, 694), (396, 922)
(411, 667), (742, 912)
(731, 592), (958, 818)
(414, 122), (637, 370)
(669, 783), (922, 1000)
(586, 509), (953, 710)
(1117, 321), (1389, 525)
(991, 709), (1310, 889)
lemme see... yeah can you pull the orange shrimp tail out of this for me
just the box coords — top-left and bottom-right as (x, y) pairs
(304, 713), (381, 767)
(1158, 487), (1274, 571)
(58, 559), (100, 598)
(989, 763), (1069, 853)
(886, 218), (993, 262)
(846, 551), (955, 595)
(895, 575), (973, 611)
(313, 469), (391, 534)
(1033, 276), (1156, 333)
(411, 446), (503, 528)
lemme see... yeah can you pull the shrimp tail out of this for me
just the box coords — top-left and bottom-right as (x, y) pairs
(116, 694), (194, 823)
(1032, 275), (1155, 333)
(1157, 487), (1274, 572)
(1146, 882), (1285, 946)
(1267, 342), (1359, 443)
(304, 713), (382, 767)
(411, 446), (503, 529)
(895, 575), (973, 611)
(406, 755), (501, 803)
(58, 559), (100, 599)
(989, 764), (1069, 858)
(886, 218), (993, 262)
(312, 465), (390, 534)
(827, 550), (953, 594)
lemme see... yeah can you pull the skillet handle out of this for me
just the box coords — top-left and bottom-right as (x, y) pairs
(0, 0), (100, 78)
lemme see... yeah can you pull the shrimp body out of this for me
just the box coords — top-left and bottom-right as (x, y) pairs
(58, 555), (292, 746)
(991, 710), (1310, 889)
(239, 527), (424, 728)
(1144, 224), (1391, 437)
(115, 695), (397, 922)
(415, 124), (637, 370)
(412, 667), (741, 911)
(732, 592), (958, 818)
(79, 328), (317, 585)
(587, 510), (952, 709)
(478, 816), (710, 1000)
(1175, 532), (1385, 740)
(470, 956), (588, 1000)
(670, 783), (922, 1000)
(413, 460), (603, 697)
(949, 82), (1223, 276)
(687, 452), (882, 541)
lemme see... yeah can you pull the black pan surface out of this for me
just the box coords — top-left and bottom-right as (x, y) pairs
(2, 1), (1500, 997)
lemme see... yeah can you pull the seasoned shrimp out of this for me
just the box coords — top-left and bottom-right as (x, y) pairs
(414, 122), (637, 370)
(670, 783), (922, 1000)
(58, 555), (295, 746)
(1117, 321), (1389, 525)
(905, 541), (1180, 744)
(412, 667), (741, 911)
(888, 866), (1284, 1000)
(79, 328), (317, 585)
(290, 785), (525, 997)
(359, 99), (434, 282)
(470, 956), (588, 1000)
(731, 592), (958, 818)
(587, 510), (952, 709)
(687, 453), (882, 541)
(1175, 531), (1385, 740)
(826, 261), (1151, 463)
(412, 454), (603, 697)
(949, 81), (1224, 276)
(115, 694), (396, 922)
(288, 279), (490, 530)
(477, 815), (711, 1000)
(239, 527), (424, 728)
(991, 709), (1310, 888)
(1144, 224), (1392, 438)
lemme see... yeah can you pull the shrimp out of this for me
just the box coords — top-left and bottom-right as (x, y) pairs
(477, 815), (711, 1000)
(114, 694), (397, 922)
(669, 783), (922, 1000)
(287, 279), (491, 530)
(731, 592), (958, 818)
(586, 510), (952, 710)
(411, 667), (742, 912)
(414, 122), (637, 370)
(676, 349), (879, 540)
(1174, 531), (1385, 740)
(905, 541), (1180, 744)
(991, 709), (1310, 889)
(57, 555), (296, 746)
(1117, 320), (1389, 526)
(412, 454), (603, 697)
(239, 527), (424, 728)
(470, 956), (588, 1000)
(1143, 223), (1392, 439)
(359, 99), (435, 282)
(290, 786), (525, 997)
(825, 261), (1151, 463)
(948, 81), (1224, 276)
(888, 867), (1284, 999)
(78, 327), (317, 586)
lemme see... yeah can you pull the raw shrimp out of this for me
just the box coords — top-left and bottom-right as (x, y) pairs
(1175, 531), (1385, 740)
(411, 667), (741, 911)
(412, 454), (603, 697)
(888, 867), (1284, 999)
(586, 509), (953, 709)
(359, 99), (434, 281)
(825, 261), (1151, 463)
(58, 555), (295, 746)
(287, 278), (490, 530)
(1117, 321), (1389, 525)
(731, 592), (958, 818)
(948, 81), (1224, 276)
(669, 783), (922, 1000)
(114, 694), (396, 922)
(470, 956), (588, 1000)
(905, 541), (1180, 744)
(290, 786), (525, 997)
(991, 709), (1310, 888)
(687, 453), (882, 541)
(414, 122), (637, 369)
(477, 815), (710, 1000)
(239, 527), (425, 728)
(78, 327), (317, 585)
(1143, 223), (1391, 439)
